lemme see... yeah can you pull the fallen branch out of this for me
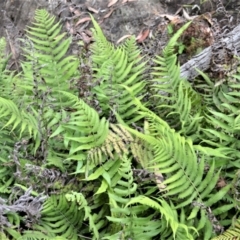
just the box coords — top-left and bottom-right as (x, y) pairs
(180, 23), (240, 80)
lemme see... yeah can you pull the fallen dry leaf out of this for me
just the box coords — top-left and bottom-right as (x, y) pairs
(103, 8), (115, 19)
(84, 29), (93, 37)
(123, 0), (136, 2)
(75, 17), (91, 27)
(87, 6), (99, 14)
(69, 6), (74, 13)
(116, 34), (132, 44)
(69, 6), (81, 16)
(80, 32), (92, 44)
(65, 21), (75, 35)
(136, 28), (150, 43)
(158, 14), (183, 23)
(108, 0), (118, 7)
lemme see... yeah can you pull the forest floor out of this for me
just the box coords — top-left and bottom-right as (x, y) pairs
(54, 0), (240, 65)
(1, 0), (240, 70)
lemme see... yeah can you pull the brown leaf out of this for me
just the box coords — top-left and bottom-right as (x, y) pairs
(158, 14), (183, 24)
(80, 32), (92, 44)
(154, 168), (166, 191)
(87, 6), (99, 14)
(84, 29), (93, 37)
(108, 0), (118, 7)
(75, 17), (91, 27)
(116, 34), (132, 44)
(69, 6), (81, 16)
(103, 8), (115, 19)
(65, 21), (75, 35)
(122, 0), (136, 2)
(136, 28), (150, 43)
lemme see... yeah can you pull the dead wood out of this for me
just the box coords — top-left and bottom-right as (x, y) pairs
(180, 23), (240, 80)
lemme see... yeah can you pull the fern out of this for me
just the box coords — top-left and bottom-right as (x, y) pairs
(0, 8), (239, 240)
(31, 194), (85, 239)
(90, 15), (147, 124)
(50, 90), (109, 172)
(65, 191), (101, 239)
(150, 21), (203, 137)
(123, 95), (233, 238)
(212, 219), (240, 240)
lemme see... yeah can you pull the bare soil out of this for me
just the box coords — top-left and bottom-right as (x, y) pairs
(1, 0), (240, 68)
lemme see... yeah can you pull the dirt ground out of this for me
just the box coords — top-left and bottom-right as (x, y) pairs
(50, 0), (239, 66)
(1, 0), (240, 67)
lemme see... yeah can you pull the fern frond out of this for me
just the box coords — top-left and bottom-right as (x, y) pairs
(122, 99), (231, 237)
(34, 194), (85, 239)
(51, 91), (109, 166)
(90, 15), (147, 124)
(150, 21), (203, 135)
(19, 9), (79, 108)
(17, 231), (50, 240)
(151, 21), (191, 98)
(89, 124), (133, 165)
(126, 195), (196, 239)
(0, 37), (11, 73)
(105, 156), (162, 239)
(0, 97), (38, 138)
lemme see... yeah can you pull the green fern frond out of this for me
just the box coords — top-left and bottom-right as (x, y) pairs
(19, 9), (79, 107)
(198, 62), (240, 180)
(105, 156), (162, 239)
(66, 191), (101, 239)
(126, 195), (196, 239)
(151, 21), (191, 97)
(90, 15), (147, 124)
(0, 37), (11, 73)
(150, 21), (203, 135)
(122, 98), (231, 237)
(0, 97), (38, 137)
(51, 91), (109, 164)
(17, 231), (50, 240)
(33, 194), (85, 239)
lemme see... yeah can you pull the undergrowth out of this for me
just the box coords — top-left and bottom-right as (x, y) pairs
(0, 9), (240, 240)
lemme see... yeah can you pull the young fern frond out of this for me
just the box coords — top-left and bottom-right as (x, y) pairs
(90, 15), (147, 124)
(20, 9), (79, 107)
(150, 21), (203, 135)
(51, 91), (109, 161)
(151, 22), (191, 98)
